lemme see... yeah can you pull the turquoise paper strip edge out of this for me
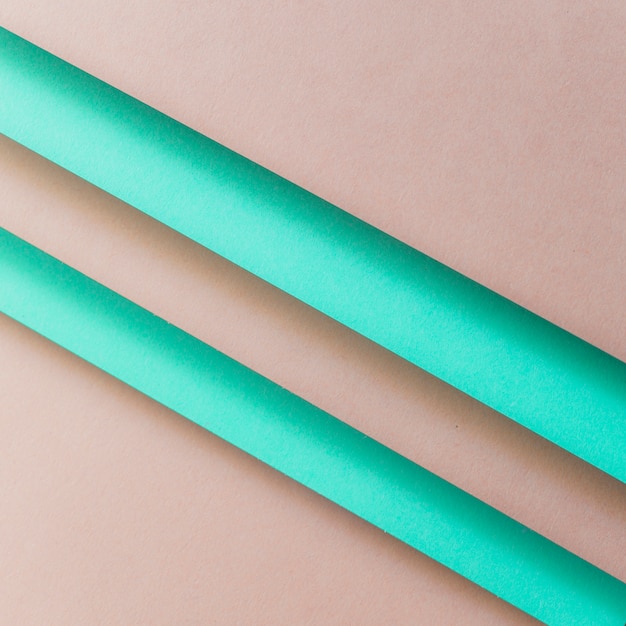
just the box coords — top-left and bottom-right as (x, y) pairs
(0, 27), (624, 481)
(1, 227), (625, 624)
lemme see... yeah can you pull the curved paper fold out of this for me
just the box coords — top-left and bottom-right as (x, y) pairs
(0, 27), (624, 482)
(1, 227), (625, 624)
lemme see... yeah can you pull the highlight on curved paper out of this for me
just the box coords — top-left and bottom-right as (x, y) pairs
(1, 227), (625, 625)
(0, 27), (625, 482)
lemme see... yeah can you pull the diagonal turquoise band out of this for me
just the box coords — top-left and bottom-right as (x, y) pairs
(0, 26), (624, 482)
(0, 226), (624, 624)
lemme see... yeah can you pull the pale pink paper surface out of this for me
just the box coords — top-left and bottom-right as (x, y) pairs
(1, 0), (624, 358)
(0, 314), (538, 625)
(1, 3), (625, 623)
(0, 135), (624, 624)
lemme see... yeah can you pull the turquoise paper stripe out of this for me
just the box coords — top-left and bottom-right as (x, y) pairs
(0, 27), (624, 481)
(1, 227), (625, 624)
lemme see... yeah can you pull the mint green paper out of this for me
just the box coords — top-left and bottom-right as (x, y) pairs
(1, 227), (625, 624)
(0, 27), (625, 482)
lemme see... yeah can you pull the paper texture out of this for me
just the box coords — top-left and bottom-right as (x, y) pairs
(1, 227), (625, 624)
(0, 27), (624, 480)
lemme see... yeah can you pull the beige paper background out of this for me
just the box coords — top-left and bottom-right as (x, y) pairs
(2, 0), (625, 359)
(1, 2), (625, 623)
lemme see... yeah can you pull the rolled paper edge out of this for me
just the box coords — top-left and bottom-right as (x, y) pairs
(1, 227), (625, 624)
(0, 26), (624, 482)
